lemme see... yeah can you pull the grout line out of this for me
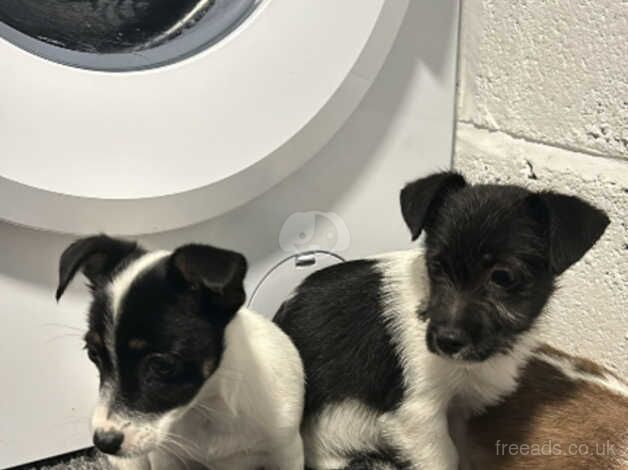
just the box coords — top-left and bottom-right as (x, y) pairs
(456, 120), (628, 163)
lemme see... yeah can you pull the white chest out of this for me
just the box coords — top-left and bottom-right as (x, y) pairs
(170, 399), (268, 465)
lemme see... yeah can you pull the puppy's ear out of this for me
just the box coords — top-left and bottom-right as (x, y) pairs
(170, 244), (248, 312)
(527, 192), (609, 274)
(56, 235), (138, 300)
(400, 171), (467, 240)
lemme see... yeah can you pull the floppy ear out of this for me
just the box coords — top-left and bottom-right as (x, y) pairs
(528, 192), (609, 275)
(170, 244), (248, 313)
(56, 235), (139, 300)
(400, 171), (467, 240)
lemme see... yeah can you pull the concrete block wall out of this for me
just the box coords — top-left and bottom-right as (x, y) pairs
(455, 0), (627, 374)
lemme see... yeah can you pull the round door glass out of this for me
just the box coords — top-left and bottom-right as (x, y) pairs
(0, 0), (257, 71)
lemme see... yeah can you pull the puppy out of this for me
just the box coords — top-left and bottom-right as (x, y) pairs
(274, 171), (609, 470)
(56, 236), (304, 470)
(465, 344), (628, 470)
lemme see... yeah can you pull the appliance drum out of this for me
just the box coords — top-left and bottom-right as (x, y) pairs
(0, 0), (257, 71)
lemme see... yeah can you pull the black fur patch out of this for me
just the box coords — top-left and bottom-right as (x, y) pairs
(422, 184), (555, 360)
(274, 259), (404, 416)
(108, 258), (230, 414)
(343, 447), (411, 470)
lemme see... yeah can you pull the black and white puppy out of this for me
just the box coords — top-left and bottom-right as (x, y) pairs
(56, 236), (304, 470)
(274, 172), (610, 470)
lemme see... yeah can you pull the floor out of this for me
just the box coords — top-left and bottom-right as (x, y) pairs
(12, 449), (107, 470)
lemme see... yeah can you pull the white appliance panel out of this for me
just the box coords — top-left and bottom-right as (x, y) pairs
(0, 2), (459, 466)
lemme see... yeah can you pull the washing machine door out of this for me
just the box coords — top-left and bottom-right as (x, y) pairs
(0, 0), (409, 235)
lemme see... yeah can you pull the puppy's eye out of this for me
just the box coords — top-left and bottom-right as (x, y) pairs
(84, 345), (101, 366)
(146, 354), (181, 381)
(490, 268), (516, 288)
(428, 257), (445, 275)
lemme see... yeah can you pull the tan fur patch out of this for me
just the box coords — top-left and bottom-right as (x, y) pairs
(467, 346), (628, 469)
(85, 331), (102, 345)
(538, 344), (608, 378)
(128, 338), (148, 351)
(202, 359), (216, 378)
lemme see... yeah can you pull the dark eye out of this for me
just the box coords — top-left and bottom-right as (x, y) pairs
(428, 257), (445, 275)
(85, 345), (101, 366)
(490, 268), (516, 288)
(146, 354), (181, 381)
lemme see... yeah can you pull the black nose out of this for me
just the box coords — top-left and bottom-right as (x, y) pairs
(93, 430), (124, 455)
(435, 328), (470, 356)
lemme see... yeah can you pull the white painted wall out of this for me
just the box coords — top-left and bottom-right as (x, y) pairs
(455, 0), (627, 375)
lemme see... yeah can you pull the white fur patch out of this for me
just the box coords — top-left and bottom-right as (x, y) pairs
(303, 400), (382, 469)
(91, 385), (114, 432)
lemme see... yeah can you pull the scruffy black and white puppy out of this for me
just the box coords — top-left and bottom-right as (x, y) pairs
(56, 236), (304, 470)
(274, 172), (609, 470)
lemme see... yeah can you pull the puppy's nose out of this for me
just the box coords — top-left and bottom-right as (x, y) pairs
(93, 429), (124, 455)
(435, 328), (470, 356)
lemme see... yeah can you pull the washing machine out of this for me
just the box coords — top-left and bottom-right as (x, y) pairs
(0, 1), (460, 466)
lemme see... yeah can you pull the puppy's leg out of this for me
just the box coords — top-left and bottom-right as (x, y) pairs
(107, 456), (150, 470)
(148, 449), (204, 470)
(210, 454), (267, 470)
(339, 456), (401, 469)
(447, 408), (473, 470)
(267, 434), (305, 470)
(383, 406), (458, 470)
